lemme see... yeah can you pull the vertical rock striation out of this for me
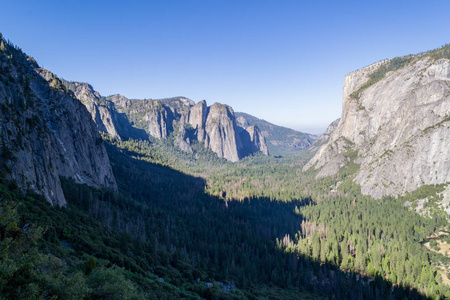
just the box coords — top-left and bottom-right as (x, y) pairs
(70, 86), (270, 162)
(203, 102), (243, 162)
(178, 101), (269, 161)
(186, 100), (208, 141)
(0, 38), (117, 205)
(239, 125), (269, 156)
(305, 46), (450, 198)
(63, 82), (147, 140)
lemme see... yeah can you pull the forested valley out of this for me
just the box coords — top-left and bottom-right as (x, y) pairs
(2, 133), (449, 299)
(1, 5), (449, 299)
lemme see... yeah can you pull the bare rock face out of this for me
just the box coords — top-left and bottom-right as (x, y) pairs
(307, 118), (340, 154)
(140, 98), (194, 139)
(176, 101), (269, 161)
(69, 83), (269, 162)
(305, 48), (450, 198)
(203, 103), (243, 162)
(186, 100), (208, 141)
(108, 96), (191, 140)
(0, 39), (117, 205)
(144, 106), (171, 139)
(63, 84), (148, 140)
(239, 125), (269, 156)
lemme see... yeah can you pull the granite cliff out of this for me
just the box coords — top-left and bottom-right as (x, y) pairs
(305, 45), (450, 199)
(0, 38), (117, 205)
(306, 118), (340, 154)
(62, 81), (147, 141)
(63, 85), (269, 162)
(106, 95), (193, 140)
(239, 125), (269, 157)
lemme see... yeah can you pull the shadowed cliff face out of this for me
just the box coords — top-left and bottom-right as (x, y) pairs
(235, 112), (317, 156)
(305, 47), (450, 199)
(239, 125), (269, 156)
(0, 39), (117, 205)
(62, 81), (148, 141)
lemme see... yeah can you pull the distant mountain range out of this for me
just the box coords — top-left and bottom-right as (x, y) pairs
(62, 80), (317, 161)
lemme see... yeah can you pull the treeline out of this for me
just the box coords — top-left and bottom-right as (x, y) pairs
(0, 150), (322, 299)
(101, 132), (230, 176)
(287, 196), (449, 299)
(102, 141), (434, 299)
(0, 174), (146, 299)
(2, 132), (447, 298)
(102, 133), (449, 298)
(102, 133), (332, 202)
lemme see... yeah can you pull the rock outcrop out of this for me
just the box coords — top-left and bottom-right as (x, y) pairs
(305, 46), (450, 199)
(63, 82), (147, 140)
(235, 112), (316, 156)
(307, 118), (340, 153)
(70, 86), (270, 162)
(239, 125), (269, 156)
(176, 101), (269, 161)
(202, 103), (244, 162)
(186, 100), (208, 141)
(108, 96), (193, 140)
(0, 38), (117, 205)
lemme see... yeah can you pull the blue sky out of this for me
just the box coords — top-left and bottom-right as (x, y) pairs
(1, 1), (449, 134)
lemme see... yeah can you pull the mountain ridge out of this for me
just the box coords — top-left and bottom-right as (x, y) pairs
(64, 82), (270, 162)
(0, 38), (117, 205)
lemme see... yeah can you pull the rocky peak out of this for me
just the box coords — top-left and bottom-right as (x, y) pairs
(176, 101), (269, 161)
(108, 94), (133, 110)
(187, 100), (207, 128)
(202, 102), (243, 162)
(305, 46), (450, 199)
(68, 84), (269, 161)
(186, 100), (208, 141)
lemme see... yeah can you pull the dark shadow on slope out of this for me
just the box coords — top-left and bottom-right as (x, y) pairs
(81, 143), (432, 300)
(238, 127), (260, 157)
(112, 109), (149, 141)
